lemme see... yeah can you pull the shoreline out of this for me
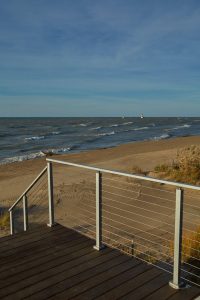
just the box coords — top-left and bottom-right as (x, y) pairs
(0, 135), (200, 206)
(0, 133), (199, 166)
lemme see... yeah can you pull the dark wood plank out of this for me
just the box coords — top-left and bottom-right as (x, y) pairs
(0, 236), (92, 287)
(119, 272), (170, 300)
(48, 259), (144, 299)
(26, 252), (127, 300)
(0, 239), (97, 297)
(68, 260), (150, 300)
(93, 267), (162, 300)
(0, 225), (66, 255)
(0, 224), (62, 248)
(0, 233), (86, 274)
(143, 283), (178, 300)
(0, 223), (49, 244)
(167, 286), (200, 300)
(1, 249), (119, 299)
(0, 224), (198, 300)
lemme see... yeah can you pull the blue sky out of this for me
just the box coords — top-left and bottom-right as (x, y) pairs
(0, 0), (200, 116)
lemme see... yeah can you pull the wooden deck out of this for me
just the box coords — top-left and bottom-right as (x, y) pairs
(0, 224), (199, 300)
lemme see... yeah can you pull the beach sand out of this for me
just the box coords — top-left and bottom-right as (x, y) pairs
(1, 135), (200, 205)
(1, 135), (200, 269)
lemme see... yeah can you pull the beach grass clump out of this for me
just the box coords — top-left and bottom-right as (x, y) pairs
(170, 226), (200, 263)
(154, 145), (200, 185)
(0, 212), (10, 230)
(128, 165), (147, 176)
(154, 164), (169, 173)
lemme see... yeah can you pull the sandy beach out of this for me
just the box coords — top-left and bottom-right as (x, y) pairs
(1, 135), (200, 206)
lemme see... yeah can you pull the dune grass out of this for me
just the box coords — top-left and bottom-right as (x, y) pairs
(154, 145), (200, 185)
(0, 212), (10, 230)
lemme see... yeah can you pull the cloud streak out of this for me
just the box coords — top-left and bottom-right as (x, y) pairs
(0, 0), (200, 116)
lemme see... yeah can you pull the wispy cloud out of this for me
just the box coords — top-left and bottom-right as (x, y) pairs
(0, 0), (200, 116)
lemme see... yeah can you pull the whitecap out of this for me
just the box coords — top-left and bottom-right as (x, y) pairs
(0, 151), (46, 165)
(109, 124), (119, 127)
(133, 127), (149, 131)
(153, 134), (170, 140)
(90, 126), (102, 130)
(43, 147), (71, 155)
(122, 122), (133, 126)
(25, 136), (45, 141)
(171, 124), (191, 130)
(97, 131), (115, 137)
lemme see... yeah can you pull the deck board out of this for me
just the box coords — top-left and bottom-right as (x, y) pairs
(0, 224), (199, 300)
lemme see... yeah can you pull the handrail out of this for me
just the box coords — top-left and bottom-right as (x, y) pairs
(46, 158), (200, 191)
(9, 166), (48, 211)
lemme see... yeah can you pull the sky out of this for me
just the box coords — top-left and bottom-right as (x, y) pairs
(0, 0), (200, 117)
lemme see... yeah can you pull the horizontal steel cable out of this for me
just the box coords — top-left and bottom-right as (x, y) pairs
(180, 276), (200, 288)
(182, 193), (200, 200)
(77, 206), (96, 217)
(75, 211), (96, 224)
(67, 214), (95, 230)
(102, 234), (173, 268)
(139, 191), (175, 203)
(27, 176), (47, 198)
(104, 176), (175, 194)
(103, 183), (139, 195)
(102, 195), (174, 219)
(101, 192), (200, 228)
(102, 189), (174, 211)
(183, 261), (200, 271)
(181, 266), (200, 280)
(183, 210), (200, 219)
(102, 208), (174, 236)
(67, 215), (96, 234)
(102, 227), (172, 260)
(102, 238), (174, 279)
(102, 215), (172, 244)
(102, 202), (175, 229)
(102, 220), (172, 252)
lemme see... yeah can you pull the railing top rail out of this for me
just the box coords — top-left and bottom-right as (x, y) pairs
(46, 158), (200, 191)
(9, 166), (48, 211)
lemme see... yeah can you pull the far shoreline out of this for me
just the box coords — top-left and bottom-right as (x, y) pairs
(0, 135), (200, 205)
(0, 134), (199, 167)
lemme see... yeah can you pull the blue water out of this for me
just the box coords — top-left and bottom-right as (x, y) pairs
(0, 117), (200, 164)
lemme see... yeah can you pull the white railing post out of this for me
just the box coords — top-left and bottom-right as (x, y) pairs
(23, 194), (28, 231)
(93, 171), (104, 251)
(47, 162), (55, 227)
(10, 210), (14, 235)
(169, 188), (185, 289)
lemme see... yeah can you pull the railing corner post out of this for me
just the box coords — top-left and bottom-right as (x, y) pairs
(93, 171), (105, 251)
(23, 194), (28, 231)
(10, 210), (14, 235)
(169, 188), (185, 289)
(47, 162), (55, 227)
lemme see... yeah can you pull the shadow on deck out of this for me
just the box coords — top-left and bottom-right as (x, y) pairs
(0, 224), (199, 300)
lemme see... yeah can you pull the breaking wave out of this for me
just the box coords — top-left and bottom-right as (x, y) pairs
(153, 134), (171, 140)
(25, 136), (45, 141)
(0, 151), (46, 165)
(96, 131), (115, 137)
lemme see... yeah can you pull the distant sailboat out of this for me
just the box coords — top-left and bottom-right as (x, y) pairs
(140, 114), (144, 119)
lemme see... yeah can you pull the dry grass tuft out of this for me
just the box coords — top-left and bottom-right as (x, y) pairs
(170, 226), (200, 263)
(0, 212), (10, 230)
(128, 165), (147, 176)
(154, 145), (200, 185)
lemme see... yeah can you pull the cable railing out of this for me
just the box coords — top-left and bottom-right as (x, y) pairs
(8, 157), (200, 291)
(46, 158), (200, 290)
(8, 166), (48, 234)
